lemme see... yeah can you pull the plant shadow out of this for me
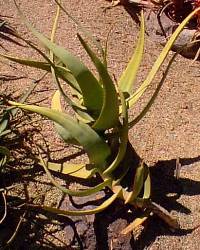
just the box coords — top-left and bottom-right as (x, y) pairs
(0, 200), (83, 250)
(1, 131), (200, 249)
(0, 17), (25, 50)
(93, 155), (200, 250)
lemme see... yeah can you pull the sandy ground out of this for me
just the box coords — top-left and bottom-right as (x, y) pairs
(0, 0), (200, 249)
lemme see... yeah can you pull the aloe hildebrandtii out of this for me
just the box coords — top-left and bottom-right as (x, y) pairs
(3, 0), (200, 233)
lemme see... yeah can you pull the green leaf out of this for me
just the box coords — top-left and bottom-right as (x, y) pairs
(14, 1), (103, 112)
(0, 146), (10, 169)
(13, 39), (86, 112)
(0, 21), (6, 29)
(143, 166), (151, 199)
(51, 80), (94, 125)
(51, 90), (78, 144)
(0, 54), (81, 93)
(9, 101), (111, 168)
(74, 108), (95, 124)
(103, 90), (128, 175)
(118, 11), (145, 97)
(78, 34), (119, 130)
(128, 7), (200, 108)
(0, 78), (38, 137)
(39, 156), (110, 196)
(54, 0), (105, 59)
(42, 161), (95, 179)
(51, 90), (94, 144)
(103, 24), (114, 67)
(128, 53), (178, 128)
(125, 161), (146, 204)
(29, 188), (122, 216)
(0, 129), (11, 137)
(0, 117), (9, 136)
(49, 2), (81, 114)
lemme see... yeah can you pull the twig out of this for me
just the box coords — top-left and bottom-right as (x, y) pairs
(0, 190), (7, 224)
(135, 199), (180, 229)
(0, 184), (21, 193)
(5, 211), (27, 246)
(175, 157), (181, 180)
(149, 201), (179, 230)
(157, 2), (173, 38)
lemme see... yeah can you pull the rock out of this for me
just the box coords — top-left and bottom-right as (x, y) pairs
(145, 11), (200, 60)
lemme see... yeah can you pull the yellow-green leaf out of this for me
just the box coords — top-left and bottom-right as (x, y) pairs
(125, 161), (145, 204)
(118, 11), (145, 97)
(0, 54), (81, 93)
(0, 146), (10, 169)
(29, 188), (122, 216)
(39, 156), (110, 196)
(9, 101), (111, 168)
(43, 161), (96, 179)
(128, 7), (200, 108)
(128, 53), (177, 128)
(14, 0), (103, 113)
(51, 90), (78, 144)
(78, 34), (119, 130)
(103, 90), (128, 175)
(143, 166), (151, 199)
(54, 0), (105, 59)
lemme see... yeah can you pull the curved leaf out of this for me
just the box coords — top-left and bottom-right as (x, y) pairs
(128, 53), (178, 128)
(0, 54), (81, 93)
(51, 90), (77, 144)
(9, 101), (111, 168)
(143, 166), (151, 199)
(0, 146), (10, 169)
(43, 161), (96, 179)
(78, 34), (119, 130)
(0, 118), (8, 136)
(125, 161), (146, 204)
(103, 90), (128, 175)
(54, 0), (105, 59)
(14, 0), (103, 112)
(29, 188), (122, 216)
(52, 89), (94, 126)
(39, 156), (110, 196)
(118, 11), (145, 97)
(74, 109), (95, 124)
(128, 7), (200, 108)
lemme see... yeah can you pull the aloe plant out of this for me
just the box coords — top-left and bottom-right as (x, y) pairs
(3, 1), (200, 233)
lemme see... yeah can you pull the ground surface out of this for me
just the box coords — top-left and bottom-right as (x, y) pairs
(0, 0), (200, 249)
